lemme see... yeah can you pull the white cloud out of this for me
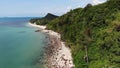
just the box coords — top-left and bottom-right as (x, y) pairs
(64, 6), (72, 13)
(92, 0), (106, 5)
(67, 6), (72, 11)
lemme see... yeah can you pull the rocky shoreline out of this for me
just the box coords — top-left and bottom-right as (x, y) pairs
(29, 23), (74, 68)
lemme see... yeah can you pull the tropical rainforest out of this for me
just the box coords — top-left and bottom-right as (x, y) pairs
(30, 0), (120, 68)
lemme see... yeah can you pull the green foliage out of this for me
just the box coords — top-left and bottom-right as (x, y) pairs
(30, 13), (58, 25)
(47, 0), (120, 68)
(31, 0), (120, 67)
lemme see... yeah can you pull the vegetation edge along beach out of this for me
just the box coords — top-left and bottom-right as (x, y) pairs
(30, 0), (120, 68)
(29, 23), (74, 68)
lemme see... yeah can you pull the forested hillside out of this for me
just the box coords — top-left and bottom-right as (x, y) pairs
(30, 13), (58, 25)
(30, 0), (120, 68)
(47, 0), (120, 68)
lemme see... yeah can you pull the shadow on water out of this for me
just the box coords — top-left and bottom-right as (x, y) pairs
(18, 31), (26, 33)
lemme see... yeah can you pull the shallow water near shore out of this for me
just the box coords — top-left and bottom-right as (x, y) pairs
(0, 17), (47, 68)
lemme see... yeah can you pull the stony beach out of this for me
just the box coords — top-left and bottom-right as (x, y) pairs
(29, 23), (74, 68)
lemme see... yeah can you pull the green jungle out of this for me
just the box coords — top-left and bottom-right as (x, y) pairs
(30, 0), (120, 68)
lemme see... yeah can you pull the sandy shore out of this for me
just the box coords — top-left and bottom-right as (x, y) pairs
(28, 23), (46, 29)
(29, 23), (74, 68)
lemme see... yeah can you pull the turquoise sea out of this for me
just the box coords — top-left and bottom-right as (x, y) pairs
(0, 17), (47, 68)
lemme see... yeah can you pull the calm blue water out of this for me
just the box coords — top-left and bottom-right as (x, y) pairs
(0, 17), (47, 68)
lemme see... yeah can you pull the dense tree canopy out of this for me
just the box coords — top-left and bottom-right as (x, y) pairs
(30, 13), (58, 25)
(31, 0), (120, 68)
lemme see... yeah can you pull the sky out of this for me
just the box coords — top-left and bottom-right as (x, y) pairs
(0, 0), (107, 17)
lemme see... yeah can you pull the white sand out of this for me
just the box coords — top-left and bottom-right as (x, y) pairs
(29, 23), (74, 68)
(28, 23), (46, 29)
(43, 30), (74, 68)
